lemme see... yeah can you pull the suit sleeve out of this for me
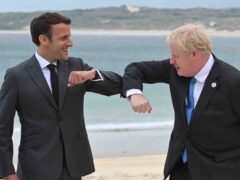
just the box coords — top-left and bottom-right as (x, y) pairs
(122, 59), (171, 97)
(0, 69), (18, 178)
(78, 59), (122, 96)
(86, 70), (122, 96)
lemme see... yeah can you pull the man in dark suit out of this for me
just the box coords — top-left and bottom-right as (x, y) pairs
(123, 24), (240, 180)
(0, 12), (122, 180)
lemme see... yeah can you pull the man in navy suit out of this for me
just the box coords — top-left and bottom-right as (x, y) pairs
(123, 24), (240, 180)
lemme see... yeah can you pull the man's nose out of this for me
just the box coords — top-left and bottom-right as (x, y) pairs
(68, 39), (73, 47)
(170, 58), (175, 65)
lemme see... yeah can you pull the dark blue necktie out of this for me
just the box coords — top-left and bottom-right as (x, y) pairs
(182, 77), (196, 163)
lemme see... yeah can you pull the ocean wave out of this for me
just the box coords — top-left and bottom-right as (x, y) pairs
(86, 121), (173, 132)
(13, 121), (173, 133)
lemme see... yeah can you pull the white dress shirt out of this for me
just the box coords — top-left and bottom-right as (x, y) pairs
(35, 51), (56, 92)
(126, 54), (215, 108)
(192, 54), (214, 107)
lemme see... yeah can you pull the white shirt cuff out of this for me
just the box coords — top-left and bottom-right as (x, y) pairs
(91, 69), (104, 81)
(126, 89), (143, 97)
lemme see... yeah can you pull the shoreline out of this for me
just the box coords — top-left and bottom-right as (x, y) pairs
(13, 128), (171, 165)
(0, 29), (240, 37)
(88, 129), (171, 158)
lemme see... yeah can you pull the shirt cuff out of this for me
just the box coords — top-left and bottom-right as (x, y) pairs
(91, 69), (104, 81)
(126, 89), (143, 97)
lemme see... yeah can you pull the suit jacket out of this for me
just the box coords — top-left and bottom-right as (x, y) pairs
(0, 55), (122, 180)
(123, 54), (240, 180)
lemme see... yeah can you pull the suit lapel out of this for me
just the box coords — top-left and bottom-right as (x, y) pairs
(190, 60), (220, 127)
(26, 56), (58, 110)
(58, 61), (70, 110)
(175, 75), (190, 127)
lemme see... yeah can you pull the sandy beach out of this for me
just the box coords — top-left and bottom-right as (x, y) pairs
(84, 129), (171, 180)
(82, 155), (167, 180)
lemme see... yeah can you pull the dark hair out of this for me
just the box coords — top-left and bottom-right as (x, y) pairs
(30, 12), (71, 46)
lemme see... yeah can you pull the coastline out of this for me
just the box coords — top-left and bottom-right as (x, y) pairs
(0, 29), (240, 37)
(88, 128), (171, 158)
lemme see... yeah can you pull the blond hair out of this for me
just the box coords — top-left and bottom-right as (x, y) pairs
(166, 24), (212, 54)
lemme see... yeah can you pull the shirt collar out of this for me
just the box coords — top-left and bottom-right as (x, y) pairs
(35, 51), (57, 70)
(194, 54), (214, 84)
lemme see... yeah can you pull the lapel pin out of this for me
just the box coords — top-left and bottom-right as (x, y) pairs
(211, 82), (217, 88)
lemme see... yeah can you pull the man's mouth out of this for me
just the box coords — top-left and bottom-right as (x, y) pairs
(174, 66), (179, 70)
(63, 49), (68, 55)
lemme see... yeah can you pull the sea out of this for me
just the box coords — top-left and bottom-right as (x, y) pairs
(0, 33), (240, 133)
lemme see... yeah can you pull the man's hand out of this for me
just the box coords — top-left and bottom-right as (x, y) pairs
(68, 69), (96, 87)
(129, 94), (152, 113)
(3, 174), (19, 180)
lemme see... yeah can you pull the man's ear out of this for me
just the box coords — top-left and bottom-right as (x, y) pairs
(192, 50), (198, 60)
(39, 35), (49, 46)
(192, 51), (196, 57)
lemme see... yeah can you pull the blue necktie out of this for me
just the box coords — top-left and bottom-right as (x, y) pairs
(182, 77), (196, 163)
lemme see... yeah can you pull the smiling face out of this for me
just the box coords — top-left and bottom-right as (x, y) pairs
(38, 23), (73, 62)
(169, 42), (197, 77)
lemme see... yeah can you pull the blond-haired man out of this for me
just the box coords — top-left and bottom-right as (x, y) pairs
(123, 24), (240, 180)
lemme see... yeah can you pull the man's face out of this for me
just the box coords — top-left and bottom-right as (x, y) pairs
(45, 23), (73, 61)
(169, 43), (196, 77)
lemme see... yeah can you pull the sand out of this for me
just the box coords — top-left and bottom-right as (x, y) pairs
(82, 155), (167, 180)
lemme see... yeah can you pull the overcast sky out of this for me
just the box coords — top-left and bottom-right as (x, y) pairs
(0, 0), (240, 12)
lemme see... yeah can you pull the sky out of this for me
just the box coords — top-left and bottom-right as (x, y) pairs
(0, 0), (240, 12)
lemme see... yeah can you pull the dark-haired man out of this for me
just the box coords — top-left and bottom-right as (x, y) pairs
(0, 12), (122, 180)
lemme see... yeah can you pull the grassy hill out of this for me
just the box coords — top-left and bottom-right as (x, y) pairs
(0, 5), (239, 31)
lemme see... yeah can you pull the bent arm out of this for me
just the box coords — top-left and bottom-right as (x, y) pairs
(86, 70), (122, 96)
(123, 59), (171, 113)
(69, 58), (122, 96)
(122, 59), (171, 97)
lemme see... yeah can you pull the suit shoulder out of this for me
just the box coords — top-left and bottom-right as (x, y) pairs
(217, 59), (240, 86)
(218, 59), (240, 76)
(68, 57), (84, 65)
(5, 57), (33, 75)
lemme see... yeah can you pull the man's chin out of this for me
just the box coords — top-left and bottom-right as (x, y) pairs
(60, 56), (68, 61)
(177, 72), (189, 77)
(176, 70), (182, 76)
